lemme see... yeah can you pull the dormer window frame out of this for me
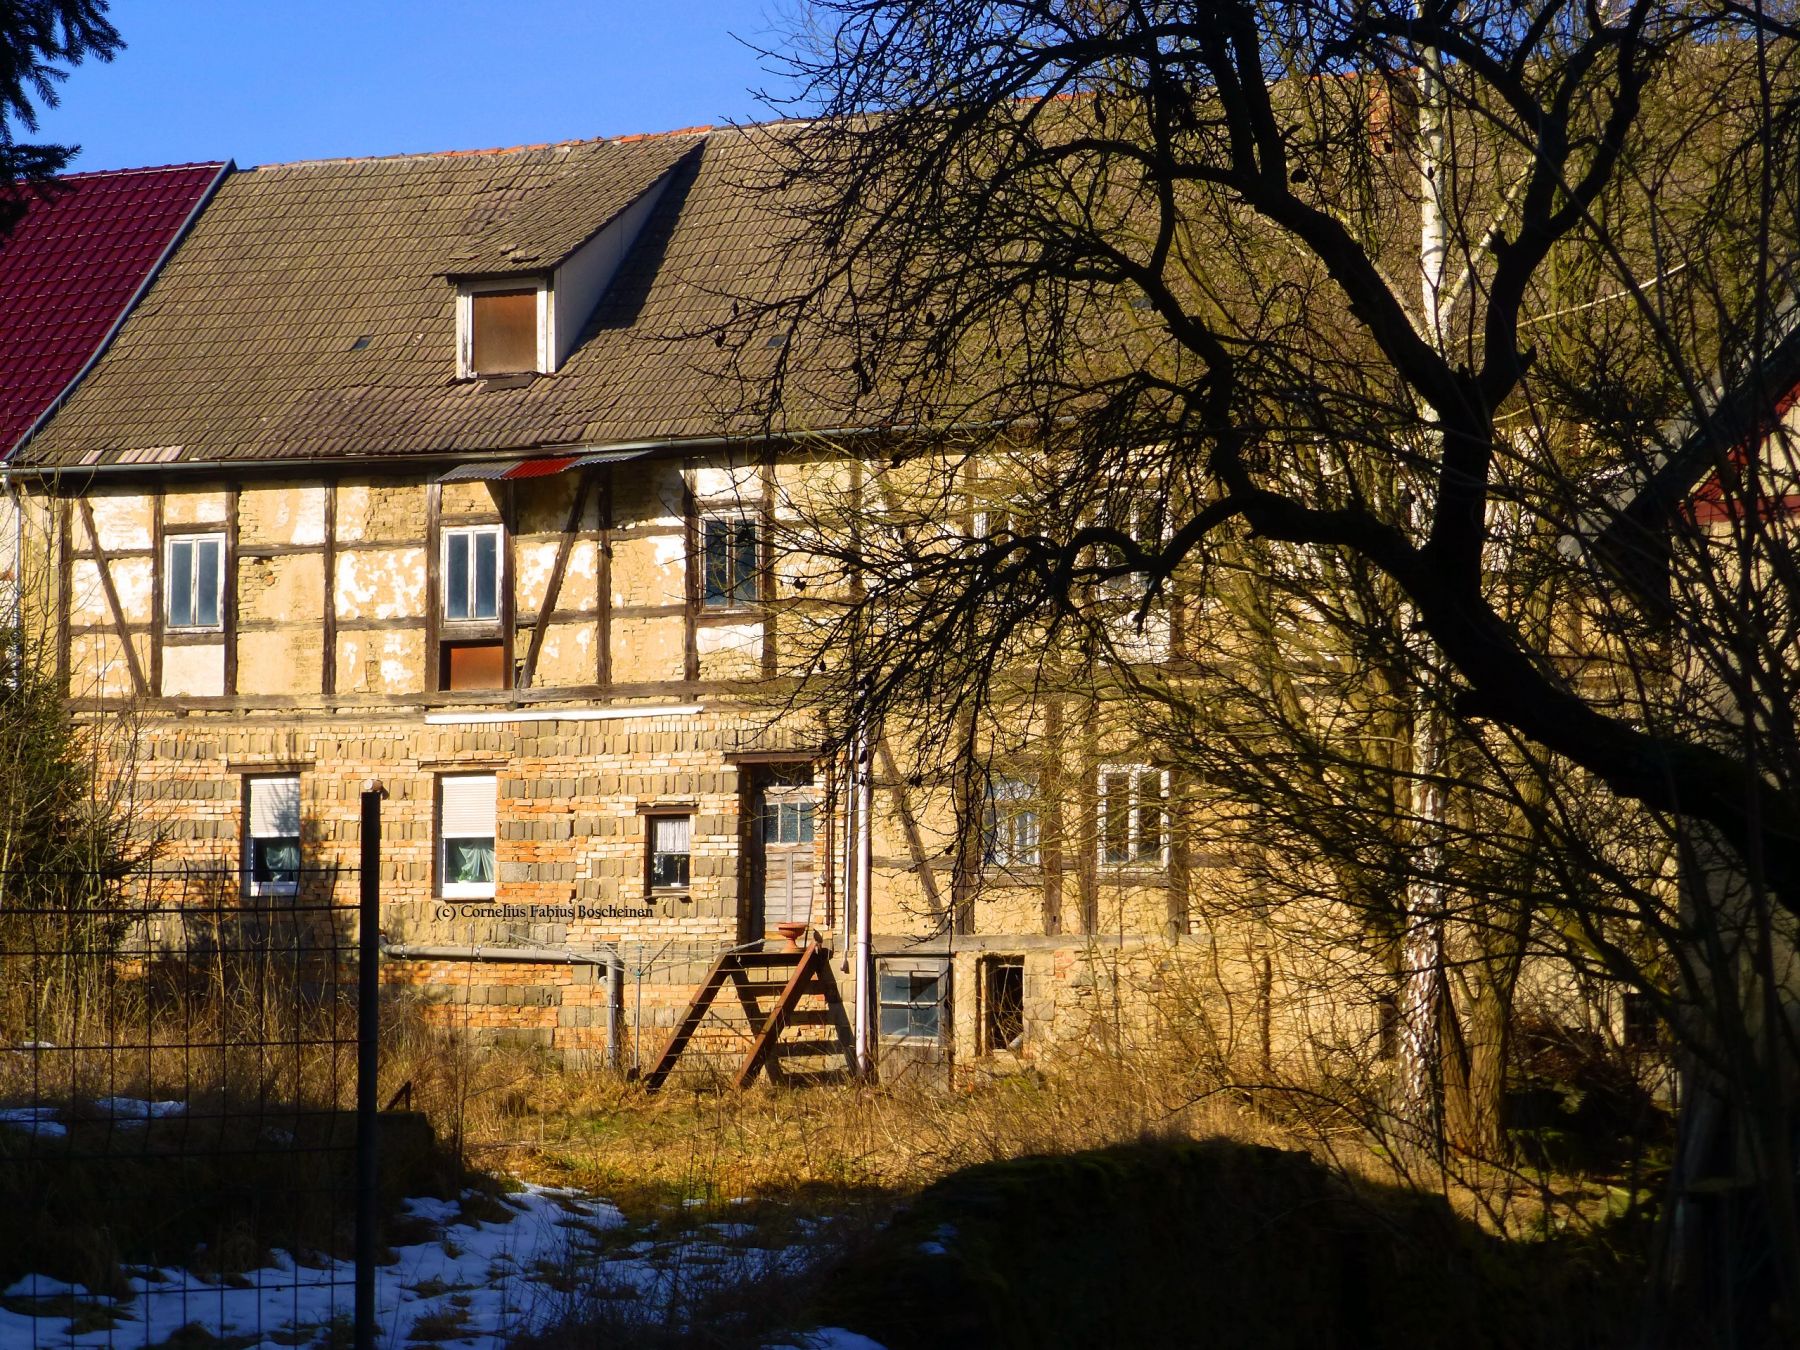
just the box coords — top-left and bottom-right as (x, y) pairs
(456, 276), (553, 380)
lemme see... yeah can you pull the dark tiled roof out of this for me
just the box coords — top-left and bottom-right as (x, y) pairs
(0, 162), (225, 457)
(17, 129), (840, 470)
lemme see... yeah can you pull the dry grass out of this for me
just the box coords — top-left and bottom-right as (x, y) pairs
(421, 1039), (1295, 1227)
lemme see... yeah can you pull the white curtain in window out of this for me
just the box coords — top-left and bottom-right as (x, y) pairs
(652, 815), (690, 852)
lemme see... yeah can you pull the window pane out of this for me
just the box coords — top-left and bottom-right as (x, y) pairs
(445, 533), (470, 620)
(1102, 774), (1130, 863)
(651, 851), (690, 888)
(879, 1006), (912, 1038)
(194, 539), (220, 628)
(168, 540), (194, 627)
(1136, 771), (1164, 860)
(473, 530), (499, 619)
(878, 972), (914, 1003)
(795, 802), (815, 844)
(732, 521), (759, 604)
(470, 289), (538, 374)
(704, 520), (731, 605)
(446, 838), (495, 883)
(252, 838), (301, 885)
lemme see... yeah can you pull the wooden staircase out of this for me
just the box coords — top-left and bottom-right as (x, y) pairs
(641, 943), (857, 1092)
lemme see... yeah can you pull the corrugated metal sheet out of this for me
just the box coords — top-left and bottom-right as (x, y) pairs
(438, 447), (652, 482)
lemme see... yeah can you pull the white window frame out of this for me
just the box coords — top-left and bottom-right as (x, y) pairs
(243, 774), (301, 898)
(165, 532), (225, 631)
(438, 773), (498, 899)
(646, 812), (692, 893)
(982, 775), (1041, 869)
(700, 512), (761, 609)
(456, 279), (552, 379)
(1097, 764), (1169, 867)
(441, 524), (504, 624)
(1094, 499), (1165, 602)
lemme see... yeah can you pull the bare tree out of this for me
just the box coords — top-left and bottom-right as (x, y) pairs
(729, 0), (1800, 1337)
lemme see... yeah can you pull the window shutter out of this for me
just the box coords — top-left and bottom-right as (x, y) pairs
(441, 775), (496, 838)
(248, 777), (300, 838)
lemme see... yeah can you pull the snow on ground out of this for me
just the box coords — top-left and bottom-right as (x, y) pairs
(0, 1107), (65, 1138)
(0, 1183), (886, 1350)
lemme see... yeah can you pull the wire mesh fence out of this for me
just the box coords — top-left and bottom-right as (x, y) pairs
(0, 862), (374, 1350)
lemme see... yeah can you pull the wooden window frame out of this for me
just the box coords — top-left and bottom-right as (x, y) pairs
(456, 279), (551, 379)
(982, 775), (1041, 870)
(441, 524), (505, 625)
(877, 959), (949, 1044)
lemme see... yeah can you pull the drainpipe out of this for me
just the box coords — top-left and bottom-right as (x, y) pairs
(381, 941), (624, 1070)
(838, 745), (857, 970)
(853, 724), (874, 1079)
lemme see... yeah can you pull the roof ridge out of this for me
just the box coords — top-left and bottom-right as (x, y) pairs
(247, 125), (717, 174)
(13, 161), (227, 187)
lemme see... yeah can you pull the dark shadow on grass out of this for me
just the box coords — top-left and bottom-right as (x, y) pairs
(803, 1137), (1643, 1350)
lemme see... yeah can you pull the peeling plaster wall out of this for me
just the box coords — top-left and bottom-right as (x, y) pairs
(239, 484), (326, 547)
(335, 548), (426, 621)
(336, 481), (426, 542)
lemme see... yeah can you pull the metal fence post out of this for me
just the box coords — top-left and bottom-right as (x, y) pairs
(606, 955), (623, 1072)
(355, 786), (384, 1350)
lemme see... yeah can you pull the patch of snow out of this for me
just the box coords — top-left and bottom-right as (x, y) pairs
(93, 1097), (186, 1122)
(769, 1330), (890, 1350)
(917, 1221), (958, 1256)
(0, 1106), (66, 1138)
(0, 1180), (860, 1350)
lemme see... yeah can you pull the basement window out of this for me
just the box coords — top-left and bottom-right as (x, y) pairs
(166, 534), (224, 630)
(981, 956), (1025, 1053)
(439, 774), (497, 899)
(646, 813), (691, 892)
(244, 775), (301, 896)
(459, 284), (546, 378)
(878, 960), (947, 1042)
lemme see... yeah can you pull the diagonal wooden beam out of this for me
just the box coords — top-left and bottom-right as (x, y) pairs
(521, 469), (593, 687)
(74, 498), (147, 698)
(876, 739), (944, 919)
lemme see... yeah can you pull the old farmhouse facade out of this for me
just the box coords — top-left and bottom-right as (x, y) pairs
(4, 128), (1363, 1080)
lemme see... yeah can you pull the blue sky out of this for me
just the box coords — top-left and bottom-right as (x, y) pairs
(32, 2), (799, 171)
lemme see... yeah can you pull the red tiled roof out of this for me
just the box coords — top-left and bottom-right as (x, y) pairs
(0, 162), (226, 457)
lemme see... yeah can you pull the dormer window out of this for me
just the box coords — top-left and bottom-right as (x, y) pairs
(457, 281), (549, 378)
